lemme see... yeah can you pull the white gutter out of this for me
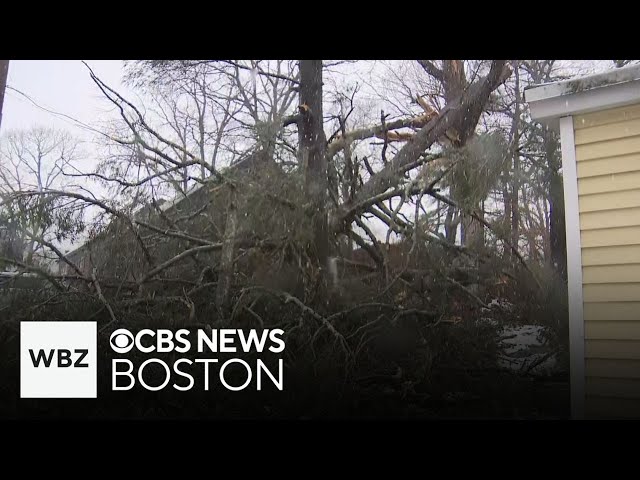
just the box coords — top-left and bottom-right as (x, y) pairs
(525, 64), (640, 131)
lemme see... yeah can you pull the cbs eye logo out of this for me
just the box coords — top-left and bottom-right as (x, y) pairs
(110, 329), (134, 354)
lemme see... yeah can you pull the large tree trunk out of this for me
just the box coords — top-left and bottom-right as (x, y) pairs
(0, 60), (9, 131)
(299, 60), (328, 269)
(443, 60), (467, 105)
(549, 171), (566, 280)
(549, 160), (566, 280)
(442, 60), (486, 250)
(461, 206), (485, 251)
(540, 125), (567, 280)
(443, 61), (466, 245)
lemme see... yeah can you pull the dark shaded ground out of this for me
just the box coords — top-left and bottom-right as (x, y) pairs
(0, 255), (570, 420)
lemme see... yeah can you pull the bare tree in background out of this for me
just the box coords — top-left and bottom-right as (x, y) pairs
(0, 127), (84, 267)
(519, 60), (567, 278)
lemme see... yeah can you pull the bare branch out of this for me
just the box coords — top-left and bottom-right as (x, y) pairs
(417, 60), (444, 81)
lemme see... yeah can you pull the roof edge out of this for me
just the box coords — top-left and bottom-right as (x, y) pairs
(524, 64), (640, 104)
(525, 65), (640, 132)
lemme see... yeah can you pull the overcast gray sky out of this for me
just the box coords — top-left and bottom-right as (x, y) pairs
(2, 59), (613, 141)
(2, 60), (127, 137)
(1, 61), (133, 254)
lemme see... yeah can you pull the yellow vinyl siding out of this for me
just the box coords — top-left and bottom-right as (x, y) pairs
(586, 359), (640, 378)
(579, 207), (640, 230)
(585, 340), (640, 360)
(583, 283), (640, 302)
(582, 245), (640, 265)
(575, 136), (640, 161)
(586, 377), (640, 398)
(586, 321), (640, 340)
(585, 396), (640, 418)
(583, 264), (640, 283)
(581, 229), (640, 249)
(578, 170), (640, 195)
(584, 302), (640, 321)
(577, 154), (640, 178)
(574, 119), (640, 145)
(574, 104), (640, 418)
(578, 189), (640, 212)
(574, 103), (640, 130)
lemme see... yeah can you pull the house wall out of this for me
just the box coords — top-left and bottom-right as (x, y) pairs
(573, 102), (640, 417)
(57, 151), (294, 290)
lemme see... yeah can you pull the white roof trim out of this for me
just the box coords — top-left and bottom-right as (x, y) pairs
(525, 64), (640, 132)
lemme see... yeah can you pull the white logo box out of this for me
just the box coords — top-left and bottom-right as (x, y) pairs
(20, 321), (97, 398)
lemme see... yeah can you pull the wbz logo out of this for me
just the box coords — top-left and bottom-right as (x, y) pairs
(20, 321), (97, 398)
(29, 348), (90, 368)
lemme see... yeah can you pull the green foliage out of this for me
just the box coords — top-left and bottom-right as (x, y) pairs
(230, 165), (313, 247)
(448, 131), (510, 210)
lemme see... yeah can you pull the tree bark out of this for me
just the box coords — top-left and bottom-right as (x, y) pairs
(548, 136), (566, 280)
(299, 60), (329, 268)
(462, 205), (485, 251)
(0, 60), (9, 131)
(549, 171), (566, 279)
(523, 60), (567, 279)
(537, 123), (567, 279)
(442, 61), (466, 245)
(443, 61), (466, 105)
(441, 60), (485, 250)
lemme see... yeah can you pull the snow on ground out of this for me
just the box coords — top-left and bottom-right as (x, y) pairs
(487, 298), (514, 311)
(480, 298), (560, 376)
(498, 325), (558, 375)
